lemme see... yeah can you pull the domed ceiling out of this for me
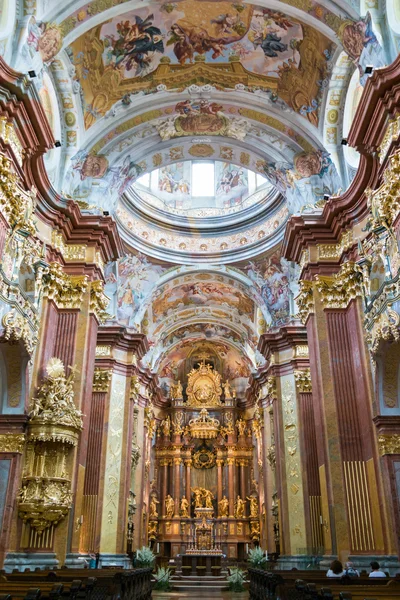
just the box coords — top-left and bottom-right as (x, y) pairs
(8, 0), (392, 398)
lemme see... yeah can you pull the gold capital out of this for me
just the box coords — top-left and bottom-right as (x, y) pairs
(43, 262), (88, 309)
(378, 434), (400, 456)
(294, 369), (312, 393)
(93, 368), (112, 393)
(315, 262), (363, 310)
(90, 280), (110, 324)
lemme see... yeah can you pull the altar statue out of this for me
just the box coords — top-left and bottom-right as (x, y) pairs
(218, 495), (229, 517)
(203, 489), (214, 509)
(234, 495), (245, 519)
(236, 417), (247, 437)
(171, 380), (183, 399)
(150, 496), (159, 518)
(223, 380), (232, 399)
(161, 416), (171, 437)
(180, 496), (189, 518)
(247, 496), (258, 518)
(165, 494), (175, 518)
(192, 487), (203, 509)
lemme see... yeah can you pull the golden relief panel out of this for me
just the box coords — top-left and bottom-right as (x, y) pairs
(186, 360), (222, 407)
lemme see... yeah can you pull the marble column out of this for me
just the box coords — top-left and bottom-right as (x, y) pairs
(216, 459), (224, 505)
(173, 458), (182, 516)
(185, 459), (192, 506)
(227, 458), (235, 516)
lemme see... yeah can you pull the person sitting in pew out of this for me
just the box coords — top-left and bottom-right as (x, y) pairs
(344, 561), (360, 577)
(327, 560), (345, 578)
(369, 561), (386, 577)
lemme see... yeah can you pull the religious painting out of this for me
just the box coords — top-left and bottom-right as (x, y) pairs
(68, 1), (334, 128)
(215, 162), (248, 207)
(157, 162), (191, 206)
(27, 18), (63, 64)
(152, 281), (255, 322)
(262, 150), (341, 214)
(156, 99), (249, 141)
(65, 151), (143, 209)
(336, 13), (385, 86)
(245, 252), (291, 326)
(117, 253), (164, 327)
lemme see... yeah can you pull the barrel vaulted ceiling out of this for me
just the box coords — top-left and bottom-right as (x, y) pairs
(4, 0), (397, 393)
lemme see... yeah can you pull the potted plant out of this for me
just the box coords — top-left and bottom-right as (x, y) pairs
(153, 566), (172, 590)
(135, 546), (156, 568)
(227, 567), (246, 592)
(248, 547), (267, 570)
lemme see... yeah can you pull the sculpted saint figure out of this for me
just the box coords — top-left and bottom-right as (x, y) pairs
(161, 416), (171, 437)
(192, 487), (203, 509)
(236, 417), (247, 437)
(180, 496), (190, 518)
(247, 496), (258, 518)
(219, 495), (229, 517)
(203, 489), (214, 509)
(165, 494), (175, 518)
(224, 381), (232, 399)
(150, 497), (159, 518)
(234, 495), (245, 519)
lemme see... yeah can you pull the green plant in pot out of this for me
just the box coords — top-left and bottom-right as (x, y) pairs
(154, 566), (172, 590)
(227, 567), (246, 592)
(136, 546), (156, 568)
(248, 546), (267, 569)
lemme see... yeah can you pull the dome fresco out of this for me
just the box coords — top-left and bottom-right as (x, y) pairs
(3, 0), (399, 383)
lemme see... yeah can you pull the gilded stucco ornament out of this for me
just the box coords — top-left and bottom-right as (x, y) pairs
(296, 280), (314, 324)
(1, 308), (38, 354)
(266, 445), (276, 470)
(19, 358), (82, 534)
(378, 434), (400, 456)
(252, 399), (263, 439)
(130, 375), (140, 402)
(90, 280), (110, 324)
(186, 360), (222, 407)
(0, 155), (36, 235)
(365, 150), (400, 228)
(0, 433), (25, 453)
(368, 308), (400, 357)
(188, 409), (220, 439)
(29, 357), (83, 441)
(144, 398), (156, 439)
(378, 116), (400, 162)
(93, 368), (112, 393)
(265, 376), (277, 400)
(43, 262), (88, 309)
(315, 262), (364, 309)
(294, 369), (312, 393)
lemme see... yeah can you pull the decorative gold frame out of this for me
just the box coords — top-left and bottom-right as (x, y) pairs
(186, 361), (222, 407)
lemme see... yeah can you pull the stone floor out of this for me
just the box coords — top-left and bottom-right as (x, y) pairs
(153, 592), (249, 599)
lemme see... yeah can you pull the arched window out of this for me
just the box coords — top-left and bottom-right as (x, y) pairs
(342, 68), (364, 171)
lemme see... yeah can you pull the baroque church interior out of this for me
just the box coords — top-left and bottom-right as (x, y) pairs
(1, 0), (400, 596)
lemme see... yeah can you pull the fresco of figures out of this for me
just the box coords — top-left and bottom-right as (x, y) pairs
(116, 254), (165, 328)
(152, 281), (255, 322)
(262, 150), (342, 214)
(245, 251), (295, 327)
(216, 162), (248, 207)
(157, 162), (191, 206)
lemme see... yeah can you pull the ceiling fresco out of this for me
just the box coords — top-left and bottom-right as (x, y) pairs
(5, 0), (397, 400)
(66, 3), (333, 128)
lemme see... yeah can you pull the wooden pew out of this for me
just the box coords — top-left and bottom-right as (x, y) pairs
(0, 568), (152, 600)
(248, 568), (400, 600)
(0, 580), (83, 600)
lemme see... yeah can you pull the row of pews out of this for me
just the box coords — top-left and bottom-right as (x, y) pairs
(248, 568), (400, 600)
(0, 567), (153, 600)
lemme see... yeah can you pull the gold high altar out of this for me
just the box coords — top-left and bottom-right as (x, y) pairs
(148, 359), (259, 561)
